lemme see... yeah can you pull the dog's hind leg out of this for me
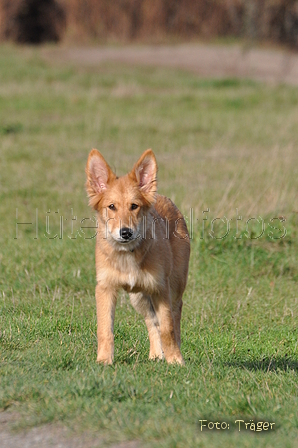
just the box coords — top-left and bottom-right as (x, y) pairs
(130, 292), (163, 360)
(150, 281), (184, 365)
(171, 296), (183, 349)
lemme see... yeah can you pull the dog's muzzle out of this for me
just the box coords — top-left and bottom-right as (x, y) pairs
(119, 227), (134, 242)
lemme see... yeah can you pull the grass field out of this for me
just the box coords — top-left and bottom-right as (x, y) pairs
(1, 44), (298, 447)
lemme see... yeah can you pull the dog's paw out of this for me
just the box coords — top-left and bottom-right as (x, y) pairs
(96, 354), (113, 365)
(166, 354), (185, 365)
(149, 352), (164, 361)
(149, 347), (164, 361)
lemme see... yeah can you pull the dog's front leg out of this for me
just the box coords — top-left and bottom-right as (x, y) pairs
(129, 292), (163, 360)
(152, 285), (184, 365)
(95, 283), (117, 365)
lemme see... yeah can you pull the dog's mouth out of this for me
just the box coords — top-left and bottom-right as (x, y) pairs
(110, 236), (140, 252)
(115, 227), (141, 244)
(116, 234), (140, 244)
(106, 226), (142, 249)
(112, 232), (142, 251)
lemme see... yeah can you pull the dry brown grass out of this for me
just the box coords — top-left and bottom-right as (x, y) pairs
(1, 0), (298, 47)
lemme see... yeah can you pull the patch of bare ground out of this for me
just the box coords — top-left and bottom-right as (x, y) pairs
(0, 411), (140, 448)
(42, 43), (298, 85)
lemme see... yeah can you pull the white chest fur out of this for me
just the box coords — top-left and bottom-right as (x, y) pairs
(96, 251), (160, 293)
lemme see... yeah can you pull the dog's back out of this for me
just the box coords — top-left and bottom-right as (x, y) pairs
(154, 194), (190, 294)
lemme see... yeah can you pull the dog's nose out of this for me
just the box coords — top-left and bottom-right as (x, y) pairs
(120, 227), (133, 240)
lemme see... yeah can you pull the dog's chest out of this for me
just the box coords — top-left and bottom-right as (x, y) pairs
(97, 252), (158, 293)
(118, 254), (156, 292)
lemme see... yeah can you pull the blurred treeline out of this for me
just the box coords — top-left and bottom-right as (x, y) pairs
(0, 0), (298, 47)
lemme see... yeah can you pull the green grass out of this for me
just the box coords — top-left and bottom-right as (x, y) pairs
(1, 43), (298, 447)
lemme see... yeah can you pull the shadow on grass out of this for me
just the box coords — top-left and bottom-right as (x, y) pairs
(224, 356), (298, 372)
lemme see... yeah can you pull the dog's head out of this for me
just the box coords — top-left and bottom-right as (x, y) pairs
(86, 149), (157, 250)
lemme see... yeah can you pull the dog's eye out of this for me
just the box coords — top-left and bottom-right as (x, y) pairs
(108, 204), (116, 210)
(131, 203), (139, 210)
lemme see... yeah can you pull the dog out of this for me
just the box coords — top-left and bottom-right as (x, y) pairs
(85, 149), (190, 365)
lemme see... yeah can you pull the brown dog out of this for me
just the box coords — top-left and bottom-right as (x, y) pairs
(85, 149), (190, 365)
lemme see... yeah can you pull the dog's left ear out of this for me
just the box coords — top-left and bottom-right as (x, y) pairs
(130, 149), (157, 204)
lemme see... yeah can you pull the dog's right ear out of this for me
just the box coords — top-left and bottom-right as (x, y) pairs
(129, 149), (157, 206)
(85, 149), (116, 209)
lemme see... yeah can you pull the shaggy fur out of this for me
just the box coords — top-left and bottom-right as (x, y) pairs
(85, 149), (190, 364)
